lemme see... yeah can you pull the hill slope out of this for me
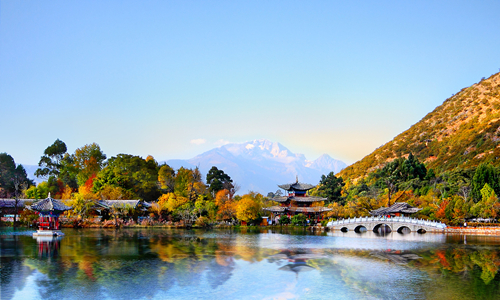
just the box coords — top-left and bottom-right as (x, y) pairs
(340, 72), (500, 182)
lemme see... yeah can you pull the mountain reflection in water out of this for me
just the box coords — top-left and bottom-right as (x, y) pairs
(0, 228), (499, 300)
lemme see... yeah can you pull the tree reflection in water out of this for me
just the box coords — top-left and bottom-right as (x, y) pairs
(0, 228), (499, 299)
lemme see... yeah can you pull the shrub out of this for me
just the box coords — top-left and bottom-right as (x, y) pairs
(195, 216), (211, 227)
(291, 214), (307, 226)
(279, 215), (290, 225)
(19, 210), (39, 227)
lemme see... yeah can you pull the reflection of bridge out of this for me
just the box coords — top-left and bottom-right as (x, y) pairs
(327, 216), (446, 233)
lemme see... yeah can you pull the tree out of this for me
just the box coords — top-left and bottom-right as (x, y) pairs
(471, 163), (499, 203)
(236, 193), (262, 224)
(93, 154), (160, 201)
(291, 213), (307, 226)
(471, 183), (500, 219)
(372, 153), (427, 206)
(158, 164), (175, 192)
(35, 139), (68, 178)
(0, 153), (34, 227)
(317, 172), (345, 204)
(215, 189), (236, 222)
(73, 143), (107, 186)
(206, 166), (233, 197)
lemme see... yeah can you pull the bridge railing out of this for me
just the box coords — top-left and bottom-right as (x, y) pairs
(326, 216), (446, 229)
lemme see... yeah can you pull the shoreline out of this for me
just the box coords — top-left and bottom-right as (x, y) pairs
(3, 224), (500, 236)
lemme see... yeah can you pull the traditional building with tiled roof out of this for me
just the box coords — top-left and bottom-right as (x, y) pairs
(28, 194), (72, 237)
(369, 202), (422, 217)
(264, 177), (331, 222)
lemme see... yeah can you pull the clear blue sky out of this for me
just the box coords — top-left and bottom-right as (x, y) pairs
(1, 1), (499, 166)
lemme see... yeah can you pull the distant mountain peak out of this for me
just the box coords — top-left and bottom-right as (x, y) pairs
(165, 139), (347, 194)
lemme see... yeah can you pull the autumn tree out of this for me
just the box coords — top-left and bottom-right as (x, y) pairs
(236, 192), (262, 224)
(215, 189), (236, 222)
(72, 143), (107, 186)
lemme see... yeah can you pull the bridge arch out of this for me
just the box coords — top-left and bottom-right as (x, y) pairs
(396, 226), (411, 234)
(417, 228), (426, 234)
(354, 225), (367, 233)
(340, 227), (348, 232)
(373, 223), (392, 233)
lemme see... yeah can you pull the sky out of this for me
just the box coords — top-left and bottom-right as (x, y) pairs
(1, 1), (500, 166)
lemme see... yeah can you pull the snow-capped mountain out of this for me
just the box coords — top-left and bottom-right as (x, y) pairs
(166, 139), (347, 194)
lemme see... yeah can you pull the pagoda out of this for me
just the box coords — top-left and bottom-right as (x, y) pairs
(264, 177), (331, 223)
(28, 194), (72, 237)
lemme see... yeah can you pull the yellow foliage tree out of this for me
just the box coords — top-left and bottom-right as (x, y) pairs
(215, 189), (236, 221)
(98, 185), (135, 200)
(236, 194), (261, 223)
(161, 193), (188, 213)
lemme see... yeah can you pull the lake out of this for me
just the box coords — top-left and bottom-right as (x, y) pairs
(1, 227), (500, 300)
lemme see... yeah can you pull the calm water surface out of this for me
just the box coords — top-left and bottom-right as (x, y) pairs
(1, 227), (500, 300)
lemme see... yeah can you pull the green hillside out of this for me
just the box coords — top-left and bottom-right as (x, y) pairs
(340, 72), (500, 182)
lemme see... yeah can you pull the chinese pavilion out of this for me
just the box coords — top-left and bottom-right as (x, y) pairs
(28, 194), (72, 237)
(264, 178), (331, 222)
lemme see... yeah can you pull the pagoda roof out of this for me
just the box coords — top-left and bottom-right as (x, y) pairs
(369, 202), (421, 216)
(28, 196), (72, 213)
(278, 182), (315, 191)
(263, 206), (287, 213)
(271, 196), (326, 203)
(290, 196), (326, 202)
(288, 206), (332, 213)
(263, 206), (331, 213)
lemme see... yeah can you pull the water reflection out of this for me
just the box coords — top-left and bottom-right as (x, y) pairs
(270, 249), (322, 278)
(34, 236), (61, 258)
(0, 228), (499, 300)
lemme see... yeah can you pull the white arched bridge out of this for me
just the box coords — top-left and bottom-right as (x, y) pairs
(327, 216), (447, 233)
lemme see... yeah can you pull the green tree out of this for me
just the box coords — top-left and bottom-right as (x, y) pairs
(471, 163), (499, 203)
(372, 153), (427, 206)
(471, 183), (500, 219)
(158, 164), (175, 192)
(317, 172), (345, 204)
(93, 154), (160, 201)
(35, 139), (68, 178)
(206, 166), (233, 197)
(291, 213), (307, 226)
(0, 153), (34, 198)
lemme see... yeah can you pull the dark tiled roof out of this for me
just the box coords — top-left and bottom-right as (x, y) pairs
(271, 196), (327, 203)
(28, 197), (72, 213)
(289, 196), (326, 202)
(288, 207), (332, 213)
(278, 182), (315, 191)
(0, 199), (32, 208)
(271, 196), (289, 203)
(370, 202), (422, 216)
(96, 200), (141, 209)
(263, 206), (287, 212)
(263, 206), (332, 213)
